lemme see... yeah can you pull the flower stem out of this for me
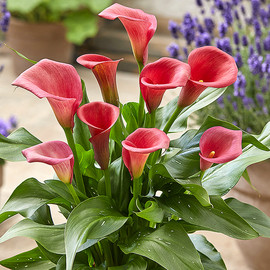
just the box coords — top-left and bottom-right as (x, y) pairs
(133, 176), (142, 210)
(104, 168), (111, 198)
(200, 170), (205, 181)
(163, 106), (183, 134)
(64, 127), (86, 195)
(150, 109), (156, 127)
(66, 183), (80, 205)
(137, 61), (145, 127)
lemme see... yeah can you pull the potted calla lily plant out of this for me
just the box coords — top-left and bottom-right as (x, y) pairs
(2, 3), (270, 270)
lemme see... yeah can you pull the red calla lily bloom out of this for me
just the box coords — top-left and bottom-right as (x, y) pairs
(12, 59), (82, 129)
(77, 54), (121, 106)
(77, 101), (119, 170)
(22, 141), (74, 184)
(178, 46), (238, 107)
(140, 57), (191, 113)
(99, 3), (157, 66)
(199, 126), (242, 171)
(122, 128), (170, 179)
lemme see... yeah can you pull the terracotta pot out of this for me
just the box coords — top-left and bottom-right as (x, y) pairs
(229, 161), (270, 270)
(6, 17), (73, 75)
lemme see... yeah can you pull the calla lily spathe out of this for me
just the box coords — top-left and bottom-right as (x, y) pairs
(178, 46), (238, 107)
(199, 126), (242, 171)
(122, 128), (170, 179)
(22, 141), (74, 184)
(77, 54), (121, 106)
(140, 57), (191, 113)
(99, 3), (157, 66)
(12, 59), (82, 129)
(77, 101), (119, 170)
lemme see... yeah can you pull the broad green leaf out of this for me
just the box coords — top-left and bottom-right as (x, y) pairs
(136, 201), (164, 223)
(65, 196), (128, 270)
(225, 197), (270, 238)
(63, 10), (97, 45)
(156, 87), (226, 132)
(122, 102), (139, 134)
(158, 194), (259, 239)
(56, 255), (91, 270)
(7, 0), (45, 14)
(0, 219), (65, 254)
(170, 129), (198, 149)
(29, 204), (53, 225)
(120, 221), (203, 270)
(0, 247), (55, 270)
(0, 128), (41, 161)
(175, 178), (211, 207)
(109, 255), (147, 270)
(202, 121), (270, 195)
(0, 178), (56, 223)
(189, 234), (226, 270)
(74, 79), (91, 151)
(164, 147), (200, 179)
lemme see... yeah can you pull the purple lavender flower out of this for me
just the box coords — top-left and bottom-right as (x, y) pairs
(0, 119), (8, 137)
(204, 18), (215, 33)
(216, 37), (232, 55)
(242, 35), (248, 46)
(260, 8), (269, 26)
(232, 101), (238, 111)
(251, 0), (261, 17)
(263, 106), (268, 114)
(215, 0), (225, 10)
(262, 54), (270, 73)
(181, 13), (196, 45)
(233, 32), (239, 45)
(263, 33), (270, 51)
(183, 47), (188, 59)
(223, 7), (233, 25)
(243, 96), (255, 110)
(9, 116), (17, 128)
(234, 72), (246, 97)
(167, 43), (180, 58)
(0, 117), (17, 137)
(197, 23), (205, 33)
(248, 53), (263, 74)
(249, 45), (255, 56)
(253, 19), (262, 37)
(231, 0), (241, 6)
(168, 20), (180, 39)
(234, 10), (240, 21)
(256, 38), (262, 54)
(196, 0), (203, 7)
(195, 32), (211, 47)
(218, 22), (228, 38)
(217, 96), (224, 108)
(256, 93), (264, 107)
(234, 52), (243, 68)
(0, 0), (10, 32)
(241, 5), (246, 16)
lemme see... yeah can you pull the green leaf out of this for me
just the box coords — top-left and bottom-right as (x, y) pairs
(0, 247), (55, 270)
(85, 0), (112, 13)
(0, 178), (56, 223)
(189, 234), (226, 270)
(202, 121), (270, 195)
(0, 219), (65, 254)
(0, 128), (41, 161)
(109, 255), (147, 270)
(29, 204), (54, 225)
(175, 178), (211, 207)
(74, 79), (91, 151)
(120, 221), (203, 270)
(122, 102), (139, 134)
(136, 201), (164, 223)
(63, 10), (98, 45)
(158, 194), (259, 239)
(65, 196), (128, 270)
(156, 87), (227, 132)
(7, 0), (45, 14)
(225, 197), (270, 238)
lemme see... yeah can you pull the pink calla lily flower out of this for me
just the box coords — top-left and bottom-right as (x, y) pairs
(99, 3), (157, 66)
(199, 126), (242, 171)
(22, 141), (74, 184)
(12, 59), (82, 129)
(77, 54), (121, 106)
(77, 101), (119, 170)
(140, 57), (191, 113)
(178, 46), (238, 107)
(122, 128), (170, 179)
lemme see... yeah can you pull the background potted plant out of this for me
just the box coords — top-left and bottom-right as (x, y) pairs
(5, 0), (112, 74)
(167, 0), (270, 268)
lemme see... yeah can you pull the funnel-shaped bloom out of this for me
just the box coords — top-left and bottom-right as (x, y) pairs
(77, 102), (119, 170)
(199, 126), (242, 171)
(99, 3), (157, 65)
(122, 128), (170, 179)
(178, 46), (238, 107)
(12, 59), (82, 129)
(22, 141), (74, 184)
(77, 54), (121, 106)
(140, 57), (190, 113)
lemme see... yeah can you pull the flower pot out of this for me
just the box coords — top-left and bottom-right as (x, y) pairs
(229, 161), (270, 270)
(6, 17), (73, 75)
